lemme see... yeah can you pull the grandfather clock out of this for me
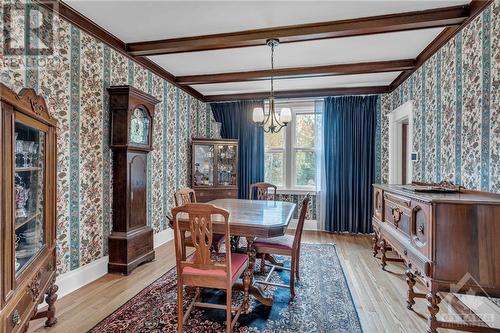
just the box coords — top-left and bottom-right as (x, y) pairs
(108, 85), (159, 274)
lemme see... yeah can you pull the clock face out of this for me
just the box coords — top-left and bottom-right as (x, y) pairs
(130, 107), (150, 145)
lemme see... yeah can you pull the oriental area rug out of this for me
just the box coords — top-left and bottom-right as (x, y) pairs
(89, 243), (362, 333)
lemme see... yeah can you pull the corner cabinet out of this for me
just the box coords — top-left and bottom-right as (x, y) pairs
(192, 138), (239, 202)
(0, 84), (58, 332)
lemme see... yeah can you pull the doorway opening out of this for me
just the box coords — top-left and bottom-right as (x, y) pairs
(388, 101), (413, 184)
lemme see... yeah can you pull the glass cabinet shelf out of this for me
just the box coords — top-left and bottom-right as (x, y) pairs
(16, 167), (43, 172)
(14, 121), (46, 275)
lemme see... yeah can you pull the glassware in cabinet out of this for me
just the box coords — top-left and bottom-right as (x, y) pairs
(14, 121), (46, 275)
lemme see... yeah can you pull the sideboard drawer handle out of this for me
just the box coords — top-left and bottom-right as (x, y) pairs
(418, 224), (425, 234)
(403, 249), (408, 256)
(391, 207), (402, 227)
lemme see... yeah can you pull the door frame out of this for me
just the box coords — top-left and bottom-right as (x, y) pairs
(388, 100), (414, 184)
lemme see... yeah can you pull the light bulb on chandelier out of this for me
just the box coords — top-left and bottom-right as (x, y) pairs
(252, 39), (291, 133)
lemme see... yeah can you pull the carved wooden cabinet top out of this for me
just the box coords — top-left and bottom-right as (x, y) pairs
(373, 184), (500, 205)
(0, 83), (56, 126)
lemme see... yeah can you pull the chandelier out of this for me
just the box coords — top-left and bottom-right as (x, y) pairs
(252, 39), (291, 133)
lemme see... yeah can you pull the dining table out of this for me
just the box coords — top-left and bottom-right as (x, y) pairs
(173, 198), (296, 310)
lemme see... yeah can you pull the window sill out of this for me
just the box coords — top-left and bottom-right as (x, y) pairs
(275, 188), (316, 195)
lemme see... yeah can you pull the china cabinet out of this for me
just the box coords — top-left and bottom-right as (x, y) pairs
(107, 85), (159, 274)
(192, 138), (239, 202)
(0, 84), (58, 332)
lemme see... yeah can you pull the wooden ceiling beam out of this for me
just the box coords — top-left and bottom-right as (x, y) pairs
(204, 86), (391, 102)
(127, 5), (469, 56)
(389, 0), (493, 91)
(176, 59), (416, 85)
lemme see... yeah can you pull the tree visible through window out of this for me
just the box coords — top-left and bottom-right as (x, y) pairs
(264, 101), (317, 190)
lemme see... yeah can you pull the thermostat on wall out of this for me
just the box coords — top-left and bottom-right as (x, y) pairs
(411, 152), (419, 162)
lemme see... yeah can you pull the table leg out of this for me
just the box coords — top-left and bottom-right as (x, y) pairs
(237, 237), (273, 312)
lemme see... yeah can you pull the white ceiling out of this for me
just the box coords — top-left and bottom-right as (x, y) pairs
(65, 0), (470, 96)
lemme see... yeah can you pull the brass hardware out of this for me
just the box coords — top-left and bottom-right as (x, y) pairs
(391, 207), (402, 227)
(418, 224), (425, 234)
(12, 309), (21, 326)
(404, 249), (408, 256)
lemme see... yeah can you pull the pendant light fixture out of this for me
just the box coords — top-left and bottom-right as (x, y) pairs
(252, 39), (291, 133)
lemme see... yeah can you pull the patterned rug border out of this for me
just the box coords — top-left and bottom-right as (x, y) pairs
(310, 243), (363, 333)
(88, 242), (363, 333)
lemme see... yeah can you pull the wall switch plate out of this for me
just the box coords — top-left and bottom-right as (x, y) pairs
(411, 152), (419, 162)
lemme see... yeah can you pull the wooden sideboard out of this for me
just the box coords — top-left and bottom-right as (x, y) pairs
(372, 184), (500, 333)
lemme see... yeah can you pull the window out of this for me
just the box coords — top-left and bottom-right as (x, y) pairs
(264, 101), (317, 190)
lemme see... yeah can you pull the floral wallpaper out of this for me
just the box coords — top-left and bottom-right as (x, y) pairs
(376, 0), (499, 193)
(0, 1), (215, 274)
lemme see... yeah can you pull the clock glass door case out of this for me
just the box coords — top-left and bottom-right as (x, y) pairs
(129, 107), (150, 145)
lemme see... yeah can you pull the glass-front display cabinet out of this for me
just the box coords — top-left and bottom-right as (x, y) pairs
(192, 138), (239, 202)
(0, 84), (58, 332)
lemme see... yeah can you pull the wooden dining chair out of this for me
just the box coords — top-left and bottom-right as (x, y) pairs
(174, 188), (197, 206)
(173, 188), (224, 257)
(172, 203), (249, 333)
(248, 182), (277, 201)
(253, 193), (310, 298)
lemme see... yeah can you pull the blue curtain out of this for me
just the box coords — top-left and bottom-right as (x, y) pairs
(323, 95), (377, 233)
(211, 100), (265, 199)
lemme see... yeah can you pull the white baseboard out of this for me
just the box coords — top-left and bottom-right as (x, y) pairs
(55, 255), (109, 299)
(154, 228), (174, 248)
(54, 228), (175, 300)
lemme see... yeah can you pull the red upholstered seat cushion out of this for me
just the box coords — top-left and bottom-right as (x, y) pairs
(182, 253), (248, 281)
(254, 235), (294, 250)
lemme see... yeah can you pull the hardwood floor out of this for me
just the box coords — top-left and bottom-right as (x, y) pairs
(29, 231), (480, 332)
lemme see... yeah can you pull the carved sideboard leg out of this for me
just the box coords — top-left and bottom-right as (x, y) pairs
(44, 278), (58, 327)
(405, 269), (416, 310)
(380, 239), (388, 270)
(372, 233), (379, 257)
(426, 292), (441, 333)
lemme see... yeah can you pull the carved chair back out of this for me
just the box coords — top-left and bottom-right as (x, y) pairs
(293, 194), (310, 252)
(172, 203), (232, 279)
(174, 188), (197, 207)
(248, 182), (277, 200)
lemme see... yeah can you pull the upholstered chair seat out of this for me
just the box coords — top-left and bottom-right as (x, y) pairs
(254, 235), (294, 250)
(183, 253), (249, 282)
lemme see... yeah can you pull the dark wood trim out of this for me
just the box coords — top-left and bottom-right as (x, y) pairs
(126, 5), (468, 56)
(204, 86), (391, 102)
(177, 59), (416, 85)
(34, 0), (206, 101)
(134, 57), (205, 100)
(389, 0), (493, 91)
